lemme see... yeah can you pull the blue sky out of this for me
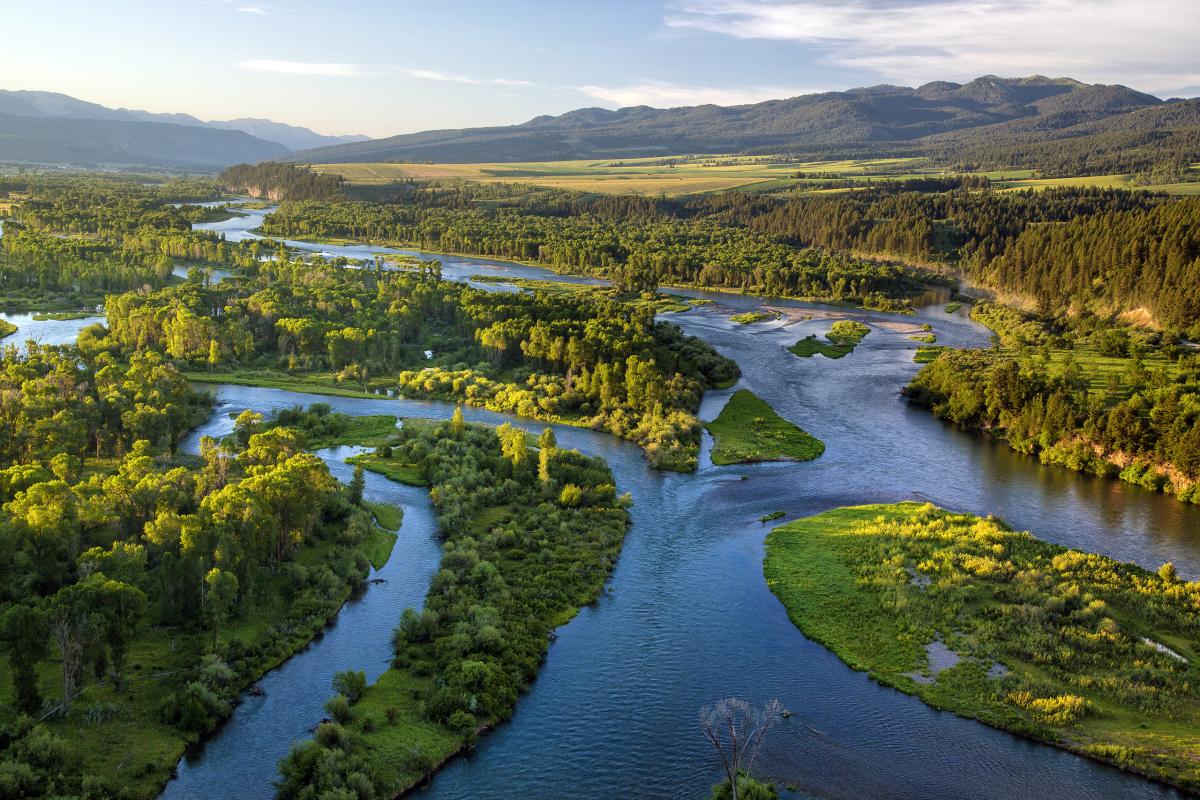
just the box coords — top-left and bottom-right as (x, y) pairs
(4, 0), (1197, 138)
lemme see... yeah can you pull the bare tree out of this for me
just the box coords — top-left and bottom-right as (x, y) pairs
(699, 697), (783, 800)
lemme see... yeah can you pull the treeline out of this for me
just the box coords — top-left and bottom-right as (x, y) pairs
(277, 415), (628, 797)
(2, 177), (276, 310)
(0, 343), (385, 797)
(261, 198), (933, 309)
(219, 163), (345, 202)
(905, 321), (1200, 502)
(100, 257), (738, 470)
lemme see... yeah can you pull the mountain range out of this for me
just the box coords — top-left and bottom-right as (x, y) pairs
(0, 90), (367, 169)
(287, 75), (1195, 165)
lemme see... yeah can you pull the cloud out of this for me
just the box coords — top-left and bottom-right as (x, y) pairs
(237, 5), (268, 14)
(578, 79), (821, 107)
(238, 59), (370, 77)
(664, 0), (1200, 94)
(402, 69), (534, 87)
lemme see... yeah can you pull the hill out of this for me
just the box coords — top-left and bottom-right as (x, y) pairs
(0, 89), (367, 168)
(287, 76), (1171, 165)
(0, 111), (289, 170)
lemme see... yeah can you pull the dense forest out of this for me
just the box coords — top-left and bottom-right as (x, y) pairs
(0, 341), (394, 797)
(218, 163), (345, 202)
(1, 175), (273, 311)
(100, 256), (737, 470)
(256, 180), (1200, 335)
(906, 304), (1200, 502)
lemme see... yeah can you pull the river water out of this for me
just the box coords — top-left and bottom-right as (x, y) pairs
(151, 208), (1200, 799)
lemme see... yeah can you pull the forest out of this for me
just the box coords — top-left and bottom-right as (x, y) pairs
(905, 304), (1200, 503)
(0, 341), (396, 797)
(254, 178), (1200, 336)
(99, 255), (737, 470)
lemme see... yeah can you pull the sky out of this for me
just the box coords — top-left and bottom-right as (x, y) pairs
(3, 0), (1198, 138)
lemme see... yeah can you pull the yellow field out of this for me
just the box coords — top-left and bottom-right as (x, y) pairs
(311, 157), (1200, 197)
(313, 156), (930, 196)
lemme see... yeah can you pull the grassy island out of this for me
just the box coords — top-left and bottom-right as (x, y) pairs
(730, 310), (777, 325)
(790, 320), (871, 359)
(704, 389), (824, 465)
(0, 319), (16, 338)
(275, 414), (630, 798)
(765, 503), (1200, 791)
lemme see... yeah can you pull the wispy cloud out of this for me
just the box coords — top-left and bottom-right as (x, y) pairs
(578, 79), (820, 107)
(238, 59), (370, 77)
(664, 0), (1200, 94)
(237, 5), (269, 15)
(402, 68), (534, 87)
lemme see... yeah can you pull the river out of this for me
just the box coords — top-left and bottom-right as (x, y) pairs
(151, 206), (1200, 799)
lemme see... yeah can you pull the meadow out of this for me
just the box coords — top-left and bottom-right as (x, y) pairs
(704, 389), (824, 465)
(764, 503), (1200, 791)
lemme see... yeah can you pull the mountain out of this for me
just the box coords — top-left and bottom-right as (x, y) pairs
(0, 89), (367, 168)
(286, 75), (1168, 164)
(0, 111), (290, 170)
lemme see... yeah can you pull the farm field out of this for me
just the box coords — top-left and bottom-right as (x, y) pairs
(311, 157), (1200, 196)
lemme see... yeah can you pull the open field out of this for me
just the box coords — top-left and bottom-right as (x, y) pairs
(312, 157), (1200, 196)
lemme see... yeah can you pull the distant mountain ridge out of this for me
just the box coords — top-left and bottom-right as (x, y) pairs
(285, 75), (1179, 164)
(0, 89), (368, 169)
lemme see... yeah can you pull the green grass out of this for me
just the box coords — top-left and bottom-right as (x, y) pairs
(348, 451), (428, 486)
(704, 389), (824, 465)
(365, 500), (404, 532)
(730, 310), (777, 324)
(0, 319), (15, 338)
(913, 345), (949, 363)
(302, 414), (399, 448)
(790, 320), (872, 359)
(944, 303), (963, 314)
(30, 310), (97, 321)
(765, 503), (1200, 791)
(760, 510), (786, 523)
(361, 519), (400, 570)
(909, 333), (937, 343)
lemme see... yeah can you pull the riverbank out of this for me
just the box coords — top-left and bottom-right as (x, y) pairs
(704, 389), (824, 465)
(764, 502), (1200, 792)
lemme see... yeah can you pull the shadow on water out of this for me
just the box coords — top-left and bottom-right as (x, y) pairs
(156, 211), (1200, 800)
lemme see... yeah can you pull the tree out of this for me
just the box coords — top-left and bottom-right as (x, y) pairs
(450, 405), (465, 440)
(332, 669), (367, 703)
(0, 604), (50, 714)
(204, 568), (239, 648)
(699, 697), (783, 800)
(349, 463), (366, 505)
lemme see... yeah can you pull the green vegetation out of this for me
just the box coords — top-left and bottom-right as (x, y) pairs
(364, 501), (403, 533)
(276, 416), (629, 797)
(906, 305), (1200, 503)
(265, 404), (398, 449)
(0, 319), (15, 338)
(913, 345), (949, 364)
(219, 163), (345, 202)
(910, 333), (937, 343)
(30, 311), (95, 321)
(765, 503), (1200, 790)
(705, 390), (824, 465)
(101, 244), (736, 471)
(759, 511), (785, 523)
(790, 320), (872, 359)
(0, 347), (388, 798)
(730, 311), (777, 325)
(944, 303), (963, 314)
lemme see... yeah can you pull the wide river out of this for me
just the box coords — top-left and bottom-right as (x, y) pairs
(125, 205), (1198, 799)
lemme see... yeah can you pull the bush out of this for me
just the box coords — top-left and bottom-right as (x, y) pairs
(332, 669), (367, 703)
